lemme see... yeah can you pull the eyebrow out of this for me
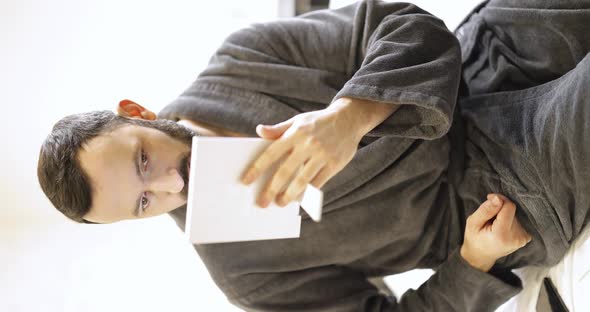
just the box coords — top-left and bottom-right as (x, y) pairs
(132, 142), (142, 218)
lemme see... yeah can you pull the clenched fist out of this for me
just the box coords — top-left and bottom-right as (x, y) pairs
(460, 193), (532, 272)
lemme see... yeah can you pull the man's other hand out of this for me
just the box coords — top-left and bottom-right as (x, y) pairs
(461, 193), (533, 272)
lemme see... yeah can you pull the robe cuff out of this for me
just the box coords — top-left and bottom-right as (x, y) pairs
(334, 83), (452, 140)
(436, 248), (523, 310)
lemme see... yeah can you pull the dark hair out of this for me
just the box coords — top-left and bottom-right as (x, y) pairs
(37, 111), (128, 223)
(38, 110), (196, 223)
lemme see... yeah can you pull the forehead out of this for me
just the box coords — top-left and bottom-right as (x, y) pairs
(78, 125), (141, 223)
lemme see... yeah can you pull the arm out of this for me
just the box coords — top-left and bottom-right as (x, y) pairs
(169, 194), (529, 312)
(226, 249), (521, 312)
(240, 96), (400, 207)
(328, 97), (401, 141)
(158, 1), (461, 205)
(193, 1), (460, 206)
(158, 0), (461, 139)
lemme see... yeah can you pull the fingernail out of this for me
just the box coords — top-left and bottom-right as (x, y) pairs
(492, 196), (502, 206)
(258, 196), (269, 208)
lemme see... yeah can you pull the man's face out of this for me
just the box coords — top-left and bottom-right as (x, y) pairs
(78, 121), (194, 223)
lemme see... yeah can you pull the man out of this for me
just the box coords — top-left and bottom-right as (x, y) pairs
(37, 0), (590, 311)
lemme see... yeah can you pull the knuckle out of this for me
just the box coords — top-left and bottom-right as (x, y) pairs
(298, 125), (313, 137)
(482, 203), (494, 213)
(308, 137), (322, 149)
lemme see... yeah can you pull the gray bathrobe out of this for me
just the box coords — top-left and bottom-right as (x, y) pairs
(455, 0), (590, 268)
(159, 0), (590, 311)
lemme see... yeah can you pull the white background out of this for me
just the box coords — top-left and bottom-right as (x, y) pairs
(0, 1), (480, 311)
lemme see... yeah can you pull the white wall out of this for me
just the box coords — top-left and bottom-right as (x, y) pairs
(0, 1), (279, 311)
(0, 1), (480, 311)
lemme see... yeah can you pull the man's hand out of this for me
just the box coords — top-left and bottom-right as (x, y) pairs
(241, 97), (399, 208)
(460, 194), (532, 272)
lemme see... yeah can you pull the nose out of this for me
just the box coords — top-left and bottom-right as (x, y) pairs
(148, 168), (185, 194)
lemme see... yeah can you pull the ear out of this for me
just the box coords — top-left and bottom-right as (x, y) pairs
(117, 99), (157, 120)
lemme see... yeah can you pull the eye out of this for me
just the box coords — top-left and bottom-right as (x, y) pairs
(141, 149), (149, 170)
(140, 192), (150, 211)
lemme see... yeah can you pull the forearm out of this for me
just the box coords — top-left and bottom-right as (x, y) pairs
(328, 96), (400, 140)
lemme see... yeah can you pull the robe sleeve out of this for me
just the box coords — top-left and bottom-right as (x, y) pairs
(218, 248), (522, 312)
(158, 0), (461, 139)
(167, 205), (522, 312)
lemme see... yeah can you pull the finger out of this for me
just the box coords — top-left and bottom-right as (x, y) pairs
(277, 157), (325, 206)
(467, 196), (503, 230)
(256, 119), (294, 140)
(487, 193), (508, 202)
(257, 148), (309, 207)
(310, 166), (332, 189)
(493, 196), (517, 232)
(512, 218), (533, 246)
(241, 136), (297, 185)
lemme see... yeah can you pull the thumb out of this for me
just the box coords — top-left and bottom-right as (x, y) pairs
(469, 195), (503, 229)
(256, 120), (293, 139)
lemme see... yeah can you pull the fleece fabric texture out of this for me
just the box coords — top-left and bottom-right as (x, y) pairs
(159, 0), (590, 311)
(455, 0), (590, 268)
